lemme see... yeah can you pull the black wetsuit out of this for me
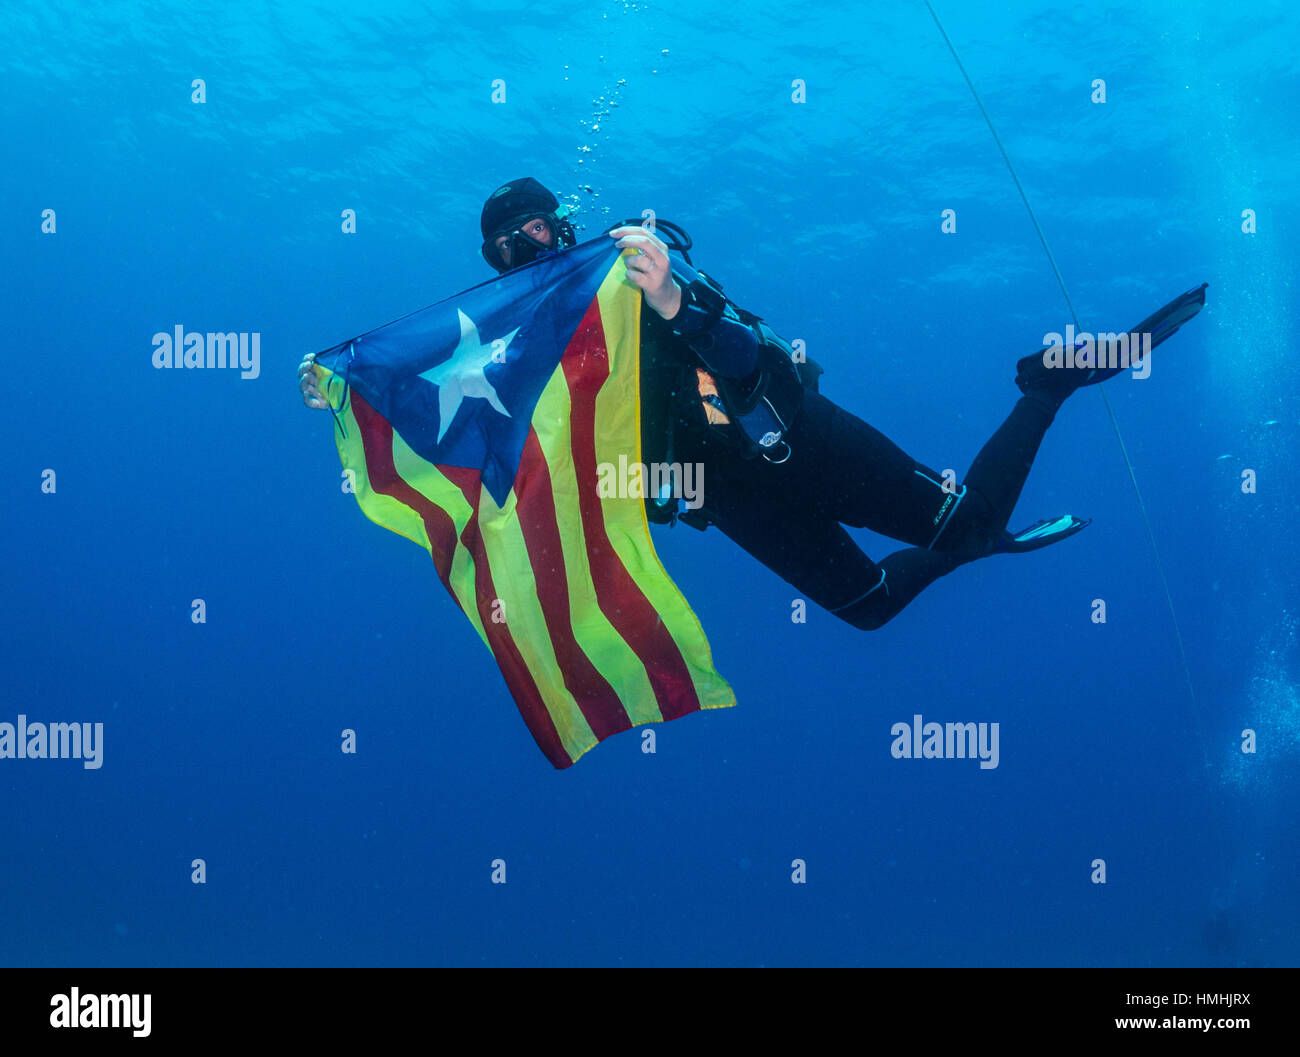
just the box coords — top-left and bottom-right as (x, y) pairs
(639, 310), (1060, 630)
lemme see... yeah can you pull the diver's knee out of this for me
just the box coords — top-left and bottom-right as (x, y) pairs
(829, 601), (890, 631)
(827, 590), (897, 631)
(931, 484), (1000, 555)
(846, 608), (894, 632)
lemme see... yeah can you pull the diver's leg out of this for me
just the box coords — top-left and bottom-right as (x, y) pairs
(931, 395), (1058, 553)
(961, 395), (1056, 516)
(825, 546), (975, 630)
(780, 389), (967, 548)
(671, 422), (975, 630)
(946, 285), (1211, 545)
(701, 492), (974, 631)
(787, 387), (1062, 556)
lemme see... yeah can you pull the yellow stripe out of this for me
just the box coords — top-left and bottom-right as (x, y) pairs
(320, 366), (430, 551)
(534, 338), (666, 737)
(594, 252), (737, 713)
(318, 365), (491, 648)
(390, 425), (490, 649)
(476, 477), (597, 763)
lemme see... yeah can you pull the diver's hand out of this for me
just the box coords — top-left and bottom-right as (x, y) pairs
(298, 353), (328, 409)
(609, 225), (682, 321)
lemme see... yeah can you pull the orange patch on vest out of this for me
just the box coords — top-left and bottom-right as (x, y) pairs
(695, 368), (731, 426)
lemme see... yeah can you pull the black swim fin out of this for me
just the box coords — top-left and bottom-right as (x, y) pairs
(1016, 282), (1208, 402)
(994, 515), (1092, 554)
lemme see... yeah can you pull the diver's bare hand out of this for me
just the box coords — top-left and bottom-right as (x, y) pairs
(609, 225), (682, 321)
(298, 353), (328, 409)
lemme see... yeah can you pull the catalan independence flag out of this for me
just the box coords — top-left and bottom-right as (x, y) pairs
(313, 236), (735, 767)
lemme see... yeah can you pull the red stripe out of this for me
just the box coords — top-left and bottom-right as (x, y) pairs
(351, 394), (575, 768)
(439, 460), (585, 768)
(513, 426), (630, 741)
(352, 394), (458, 586)
(562, 299), (702, 721)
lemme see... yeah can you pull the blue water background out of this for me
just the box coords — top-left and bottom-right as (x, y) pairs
(2, 0), (1296, 966)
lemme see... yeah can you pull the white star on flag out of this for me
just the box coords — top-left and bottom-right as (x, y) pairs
(420, 309), (520, 443)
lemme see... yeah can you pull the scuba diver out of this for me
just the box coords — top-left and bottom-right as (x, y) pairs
(299, 177), (1207, 630)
